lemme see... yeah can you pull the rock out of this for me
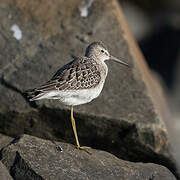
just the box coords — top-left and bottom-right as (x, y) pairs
(0, 134), (14, 180)
(0, 161), (13, 180)
(0, 0), (178, 178)
(0, 134), (13, 150)
(0, 135), (176, 180)
(169, 52), (180, 166)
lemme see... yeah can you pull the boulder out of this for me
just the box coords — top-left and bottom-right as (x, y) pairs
(0, 0), (178, 178)
(0, 135), (176, 180)
(0, 161), (13, 180)
(0, 134), (13, 150)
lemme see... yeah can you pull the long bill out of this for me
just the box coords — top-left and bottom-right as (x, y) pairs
(110, 55), (130, 68)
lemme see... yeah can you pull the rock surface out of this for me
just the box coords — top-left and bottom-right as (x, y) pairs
(0, 133), (13, 149)
(0, 135), (176, 180)
(0, 134), (14, 180)
(0, 161), (13, 180)
(0, 0), (178, 178)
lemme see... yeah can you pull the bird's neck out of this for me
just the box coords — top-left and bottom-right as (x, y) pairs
(86, 54), (108, 75)
(93, 56), (108, 78)
(85, 53), (96, 59)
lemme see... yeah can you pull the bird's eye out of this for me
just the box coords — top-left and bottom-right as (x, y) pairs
(101, 50), (104, 53)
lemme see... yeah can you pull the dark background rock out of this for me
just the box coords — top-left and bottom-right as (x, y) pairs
(0, 0), (178, 178)
(121, 0), (180, 90)
(121, 0), (180, 172)
(0, 135), (177, 180)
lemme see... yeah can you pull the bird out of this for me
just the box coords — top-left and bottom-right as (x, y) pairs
(26, 42), (130, 153)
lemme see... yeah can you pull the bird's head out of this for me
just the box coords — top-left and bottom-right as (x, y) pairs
(85, 42), (130, 67)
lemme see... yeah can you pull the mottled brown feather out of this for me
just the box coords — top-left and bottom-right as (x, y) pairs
(36, 56), (101, 92)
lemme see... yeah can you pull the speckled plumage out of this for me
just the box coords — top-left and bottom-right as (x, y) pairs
(26, 41), (129, 105)
(41, 56), (101, 91)
(26, 42), (110, 105)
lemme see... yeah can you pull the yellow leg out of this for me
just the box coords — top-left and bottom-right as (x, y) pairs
(70, 106), (91, 154)
(71, 106), (80, 147)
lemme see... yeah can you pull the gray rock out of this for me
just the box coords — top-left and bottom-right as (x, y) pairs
(0, 135), (176, 180)
(0, 0), (178, 178)
(0, 161), (13, 180)
(0, 134), (13, 150)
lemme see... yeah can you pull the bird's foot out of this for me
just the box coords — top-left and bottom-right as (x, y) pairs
(76, 146), (92, 154)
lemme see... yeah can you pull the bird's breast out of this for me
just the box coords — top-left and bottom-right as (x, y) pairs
(100, 61), (108, 79)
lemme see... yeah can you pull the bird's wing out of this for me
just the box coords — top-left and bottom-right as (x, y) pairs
(36, 57), (101, 92)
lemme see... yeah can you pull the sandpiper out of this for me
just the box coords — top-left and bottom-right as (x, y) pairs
(26, 42), (130, 153)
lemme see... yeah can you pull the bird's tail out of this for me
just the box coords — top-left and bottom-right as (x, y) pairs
(24, 88), (46, 101)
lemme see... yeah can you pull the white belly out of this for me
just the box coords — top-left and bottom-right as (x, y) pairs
(43, 81), (105, 106)
(60, 82), (105, 106)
